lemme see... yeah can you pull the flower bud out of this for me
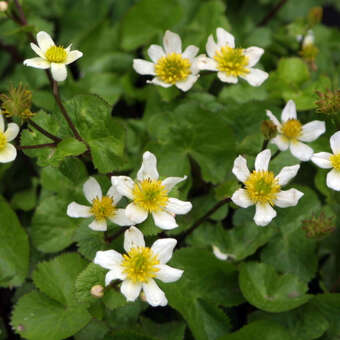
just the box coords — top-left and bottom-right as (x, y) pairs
(261, 120), (277, 140)
(315, 89), (340, 115)
(308, 7), (323, 27)
(0, 1), (8, 12)
(302, 212), (335, 239)
(90, 284), (104, 298)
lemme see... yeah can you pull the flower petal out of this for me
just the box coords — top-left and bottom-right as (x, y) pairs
(163, 30), (182, 54)
(36, 31), (55, 53)
(166, 198), (192, 215)
(255, 149), (271, 171)
(182, 45), (199, 61)
(23, 57), (50, 69)
(212, 245), (228, 260)
(311, 152), (332, 169)
(105, 266), (126, 286)
(121, 280), (142, 302)
(231, 188), (253, 208)
(111, 176), (134, 200)
(50, 63), (67, 82)
(162, 176), (187, 192)
(196, 55), (218, 71)
(206, 35), (218, 58)
(137, 151), (159, 181)
(151, 238), (177, 264)
(124, 226), (145, 252)
(300, 120), (326, 142)
(271, 135), (289, 151)
(281, 100), (297, 122)
(106, 185), (121, 205)
(147, 77), (172, 88)
(142, 279), (167, 307)
(147, 44), (165, 63)
(216, 28), (235, 48)
(330, 131), (340, 155)
(65, 50), (83, 65)
(89, 219), (107, 231)
(94, 250), (123, 270)
(110, 209), (134, 226)
(243, 47), (264, 67)
(0, 115), (4, 132)
(156, 264), (183, 283)
(30, 42), (45, 59)
(217, 71), (238, 83)
(152, 210), (178, 230)
(125, 203), (148, 224)
(83, 177), (102, 203)
(290, 141), (313, 161)
(232, 155), (250, 183)
(254, 203), (277, 226)
(241, 68), (268, 87)
(67, 202), (92, 218)
(133, 59), (155, 75)
(266, 110), (281, 129)
(4, 123), (19, 142)
(175, 74), (199, 91)
(327, 169), (340, 191)
(0, 144), (16, 163)
(275, 164), (300, 186)
(274, 189), (303, 208)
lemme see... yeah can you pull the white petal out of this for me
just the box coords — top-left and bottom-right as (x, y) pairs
(271, 135), (289, 151)
(50, 63), (67, 82)
(4, 123), (19, 142)
(125, 203), (148, 224)
(166, 198), (192, 215)
(142, 279), (167, 307)
(147, 77), (172, 88)
(163, 30), (182, 54)
(133, 59), (155, 75)
(83, 177), (102, 203)
(255, 149), (271, 171)
(300, 121), (326, 142)
(156, 264), (183, 283)
(330, 131), (340, 155)
(151, 238), (177, 264)
(0, 144), (16, 163)
(36, 31), (55, 53)
(206, 35), (218, 58)
(281, 100), (297, 122)
(110, 209), (134, 226)
(231, 188), (253, 208)
(243, 47), (264, 67)
(94, 250), (123, 270)
(182, 45), (199, 61)
(196, 55), (218, 71)
(175, 74), (199, 91)
(105, 266), (126, 286)
(65, 44), (72, 52)
(0, 115), (4, 132)
(266, 110), (281, 129)
(89, 219), (107, 231)
(112, 176), (134, 200)
(311, 152), (332, 169)
(212, 245), (228, 261)
(23, 57), (50, 69)
(216, 28), (235, 48)
(147, 45), (165, 63)
(30, 43), (45, 59)
(232, 155), (250, 183)
(67, 202), (92, 218)
(65, 50), (83, 65)
(121, 280), (142, 302)
(162, 176), (187, 192)
(274, 189), (303, 208)
(124, 226), (145, 252)
(217, 72), (238, 83)
(327, 169), (340, 191)
(290, 141), (313, 161)
(275, 164), (300, 186)
(152, 210), (178, 230)
(254, 203), (277, 226)
(137, 151), (159, 181)
(106, 185), (121, 205)
(241, 68), (268, 87)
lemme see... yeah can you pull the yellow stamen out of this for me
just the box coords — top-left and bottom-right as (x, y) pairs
(330, 154), (340, 171)
(121, 246), (160, 283)
(155, 53), (191, 84)
(45, 46), (67, 63)
(0, 132), (7, 151)
(281, 119), (302, 140)
(133, 178), (168, 212)
(245, 170), (281, 205)
(90, 196), (116, 221)
(214, 46), (249, 77)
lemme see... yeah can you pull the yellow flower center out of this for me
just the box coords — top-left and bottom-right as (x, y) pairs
(330, 154), (340, 171)
(281, 119), (302, 140)
(155, 53), (191, 84)
(133, 179), (168, 212)
(45, 46), (67, 63)
(0, 132), (7, 151)
(245, 170), (281, 205)
(90, 196), (116, 221)
(214, 46), (249, 77)
(121, 246), (160, 283)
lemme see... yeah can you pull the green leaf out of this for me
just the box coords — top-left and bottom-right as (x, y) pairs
(239, 262), (311, 312)
(52, 137), (87, 162)
(10, 181), (37, 211)
(0, 196), (29, 287)
(74, 319), (109, 340)
(277, 57), (310, 84)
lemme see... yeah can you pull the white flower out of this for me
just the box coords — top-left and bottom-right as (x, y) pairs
(67, 177), (133, 231)
(196, 27), (268, 86)
(0, 113), (19, 163)
(311, 131), (340, 191)
(266, 100), (325, 161)
(231, 149), (303, 226)
(112, 151), (192, 230)
(133, 30), (200, 91)
(212, 245), (229, 261)
(23, 31), (83, 82)
(94, 226), (183, 307)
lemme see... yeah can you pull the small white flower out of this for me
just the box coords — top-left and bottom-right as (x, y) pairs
(94, 226), (183, 307)
(266, 100), (325, 161)
(212, 245), (229, 261)
(67, 177), (133, 231)
(23, 31), (83, 82)
(0, 113), (19, 163)
(112, 151), (192, 230)
(303, 30), (315, 47)
(196, 27), (268, 86)
(231, 149), (303, 226)
(311, 131), (340, 191)
(133, 30), (200, 91)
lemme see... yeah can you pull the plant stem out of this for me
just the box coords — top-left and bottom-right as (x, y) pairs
(105, 228), (126, 244)
(261, 139), (269, 151)
(13, 0), (27, 24)
(17, 143), (57, 149)
(271, 149), (280, 160)
(27, 119), (62, 143)
(258, 0), (288, 26)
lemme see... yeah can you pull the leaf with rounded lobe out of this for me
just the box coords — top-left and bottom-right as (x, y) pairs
(277, 57), (310, 84)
